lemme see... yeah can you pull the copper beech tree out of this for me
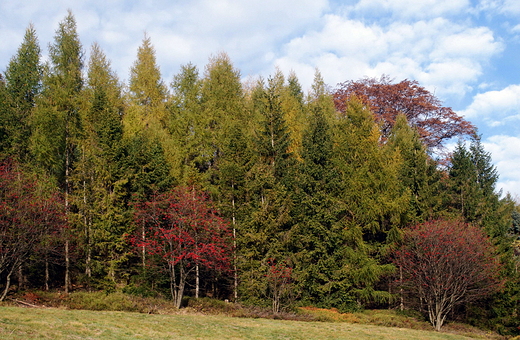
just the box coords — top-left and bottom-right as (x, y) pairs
(132, 186), (232, 308)
(393, 219), (501, 331)
(334, 76), (475, 149)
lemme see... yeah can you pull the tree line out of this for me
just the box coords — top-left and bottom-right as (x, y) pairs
(1, 11), (519, 334)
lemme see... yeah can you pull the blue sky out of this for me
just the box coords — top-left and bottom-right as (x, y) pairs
(1, 0), (519, 198)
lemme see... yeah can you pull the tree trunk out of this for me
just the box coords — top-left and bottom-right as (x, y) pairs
(17, 265), (24, 290)
(65, 239), (70, 293)
(195, 263), (199, 299)
(65, 140), (70, 294)
(232, 189), (238, 302)
(0, 264), (17, 301)
(399, 266), (404, 311)
(45, 257), (50, 291)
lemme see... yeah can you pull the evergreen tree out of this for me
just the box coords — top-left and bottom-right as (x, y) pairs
(73, 43), (128, 287)
(0, 75), (8, 156)
(388, 114), (442, 224)
(239, 75), (294, 305)
(281, 70), (306, 160)
(329, 98), (408, 308)
(291, 105), (346, 308)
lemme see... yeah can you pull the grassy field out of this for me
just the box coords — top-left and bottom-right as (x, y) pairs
(0, 306), (497, 340)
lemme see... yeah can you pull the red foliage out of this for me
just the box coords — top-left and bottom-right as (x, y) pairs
(131, 186), (232, 306)
(392, 219), (501, 330)
(334, 76), (475, 149)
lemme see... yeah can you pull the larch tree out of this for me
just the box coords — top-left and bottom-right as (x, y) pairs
(3, 24), (42, 162)
(124, 35), (176, 179)
(200, 53), (245, 181)
(168, 63), (204, 184)
(30, 10), (84, 293)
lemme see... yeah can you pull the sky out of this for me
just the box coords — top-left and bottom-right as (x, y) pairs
(1, 0), (519, 198)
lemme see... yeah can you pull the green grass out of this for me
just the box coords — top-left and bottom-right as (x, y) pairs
(0, 306), (497, 340)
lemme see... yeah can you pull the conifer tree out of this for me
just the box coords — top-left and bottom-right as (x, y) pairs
(124, 36), (175, 179)
(239, 76), (294, 304)
(3, 24), (42, 161)
(281, 70), (306, 160)
(200, 53), (245, 182)
(291, 104), (345, 308)
(30, 10), (84, 293)
(329, 98), (408, 307)
(0, 75), (8, 156)
(388, 114), (442, 224)
(74, 43), (128, 287)
(169, 63), (205, 183)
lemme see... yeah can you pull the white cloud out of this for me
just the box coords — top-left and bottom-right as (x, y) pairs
(483, 135), (520, 197)
(274, 15), (502, 97)
(460, 85), (520, 126)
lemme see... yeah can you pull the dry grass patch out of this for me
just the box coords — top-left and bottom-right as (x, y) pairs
(0, 306), (488, 340)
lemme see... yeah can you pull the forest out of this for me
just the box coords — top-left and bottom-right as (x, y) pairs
(1, 11), (519, 334)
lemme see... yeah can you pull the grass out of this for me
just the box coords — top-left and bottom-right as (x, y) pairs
(0, 305), (491, 340)
(0, 291), (506, 339)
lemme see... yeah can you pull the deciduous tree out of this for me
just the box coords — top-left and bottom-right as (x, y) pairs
(334, 76), (474, 149)
(393, 219), (501, 331)
(0, 161), (65, 300)
(132, 186), (232, 308)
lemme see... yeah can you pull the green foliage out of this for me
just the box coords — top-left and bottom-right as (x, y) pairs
(1, 14), (516, 333)
(2, 24), (42, 161)
(388, 114), (442, 224)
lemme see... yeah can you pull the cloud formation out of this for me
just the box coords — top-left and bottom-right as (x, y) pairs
(0, 0), (519, 196)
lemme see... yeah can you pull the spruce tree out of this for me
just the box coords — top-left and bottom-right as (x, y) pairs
(239, 75), (294, 305)
(291, 105), (345, 308)
(388, 114), (442, 224)
(74, 43), (128, 287)
(330, 98), (408, 308)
